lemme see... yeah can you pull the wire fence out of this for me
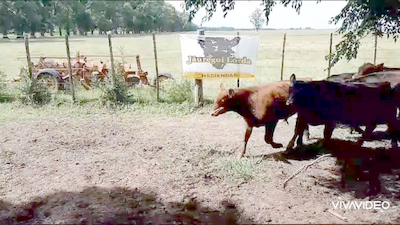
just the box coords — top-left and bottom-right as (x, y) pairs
(1, 30), (399, 102)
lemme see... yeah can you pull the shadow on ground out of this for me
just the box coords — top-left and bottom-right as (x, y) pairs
(257, 139), (400, 199)
(0, 186), (252, 224)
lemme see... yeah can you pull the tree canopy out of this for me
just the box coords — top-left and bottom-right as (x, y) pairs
(0, 0), (198, 39)
(183, 0), (400, 69)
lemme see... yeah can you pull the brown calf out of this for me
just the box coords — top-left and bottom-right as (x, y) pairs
(353, 62), (400, 79)
(211, 80), (310, 158)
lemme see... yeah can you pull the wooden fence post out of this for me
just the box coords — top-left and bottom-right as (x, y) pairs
(237, 31), (240, 88)
(195, 28), (204, 107)
(152, 32), (160, 102)
(24, 34), (33, 81)
(374, 33), (378, 65)
(280, 33), (286, 81)
(328, 33), (333, 78)
(65, 35), (75, 102)
(108, 34), (116, 86)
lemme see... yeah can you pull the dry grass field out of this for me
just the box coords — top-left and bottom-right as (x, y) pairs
(1, 30), (400, 224)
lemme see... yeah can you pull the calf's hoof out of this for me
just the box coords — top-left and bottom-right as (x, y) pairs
(270, 142), (283, 148)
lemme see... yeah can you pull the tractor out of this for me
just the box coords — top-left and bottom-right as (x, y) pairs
(29, 52), (173, 93)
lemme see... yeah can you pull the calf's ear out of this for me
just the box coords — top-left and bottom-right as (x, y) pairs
(228, 89), (235, 98)
(290, 74), (296, 85)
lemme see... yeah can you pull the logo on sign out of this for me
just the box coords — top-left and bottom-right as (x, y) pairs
(185, 37), (252, 69)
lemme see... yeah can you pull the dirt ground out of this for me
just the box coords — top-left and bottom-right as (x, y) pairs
(0, 112), (400, 224)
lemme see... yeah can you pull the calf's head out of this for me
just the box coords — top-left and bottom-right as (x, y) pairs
(286, 74), (298, 106)
(357, 62), (385, 76)
(211, 84), (236, 116)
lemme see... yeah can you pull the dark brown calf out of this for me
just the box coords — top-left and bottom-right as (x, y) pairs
(211, 81), (310, 158)
(286, 74), (400, 150)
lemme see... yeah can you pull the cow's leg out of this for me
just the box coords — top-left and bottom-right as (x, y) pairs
(387, 122), (399, 150)
(304, 124), (310, 141)
(357, 123), (376, 146)
(237, 125), (253, 158)
(265, 121), (283, 148)
(287, 117), (307, 150)
(296, 123), (310, 146)
(323, 123), (335, 144)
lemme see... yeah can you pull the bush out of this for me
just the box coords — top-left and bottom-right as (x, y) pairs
(16, 67), (52, 106)
(0, 71), (6, 96)
(161, 78), (193, 104)
(91, 62), (131, 107)
(0, 71), (15, 102)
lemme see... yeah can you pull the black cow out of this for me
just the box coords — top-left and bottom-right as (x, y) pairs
(198, 37), (240, 69)
(286, 74), (400, 150)
(325, 73), (365, 134)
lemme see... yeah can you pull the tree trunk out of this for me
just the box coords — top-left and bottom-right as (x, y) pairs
(30, 31), (36, 38)
(59, 27), (62, 36)
(2, 29), (8, 39)
(40, 31), (45, 37)
(91, 30), (94, 35)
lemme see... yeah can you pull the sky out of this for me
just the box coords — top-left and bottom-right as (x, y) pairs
(166, 0), (348, 29)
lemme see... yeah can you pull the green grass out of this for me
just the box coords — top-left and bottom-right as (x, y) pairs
(219, 157), (264, 181)
(0, 100), (214, 122)
(0, 64), (206, 120)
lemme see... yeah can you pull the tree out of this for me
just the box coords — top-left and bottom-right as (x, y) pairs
(249, 8), (264, 31)
(182, 0), (400, 69)
(0, 0), (199, 37)
(121, 2), (135, 33)
(0, 1), (15, 38)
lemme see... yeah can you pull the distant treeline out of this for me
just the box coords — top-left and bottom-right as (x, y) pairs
(0, 0), (199, 38)
(200, 27), (315, 31)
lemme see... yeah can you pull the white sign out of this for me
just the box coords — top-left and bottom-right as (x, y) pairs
(178, 34), (260, 80)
